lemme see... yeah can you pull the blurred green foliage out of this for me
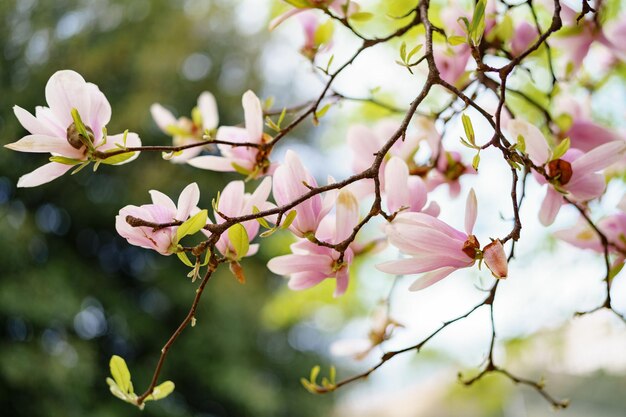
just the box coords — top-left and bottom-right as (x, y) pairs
(0, 0), (334, 415)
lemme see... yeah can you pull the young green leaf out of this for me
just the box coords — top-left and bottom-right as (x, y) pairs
(461, 113), (475, 146)
(551, 137), (570, 161)
(110, 355), (132, 395)
(176, 209), (208, 243)
(314, 20), (334, 46)
(147, 381), (175, 401)
(252, 206), (271, 229)
(399, 41), (407, 63)
(516, 134), (526, 153)
(176, 251), (195, 267)
(349, 12), (373, 22)
(99, 152), (136, 165)
(406, 43), (423, 62)
(472, 152), (481, 171)
(281, 210), (297, 229)
(448, 35), (467, 46)
(227, 223), (249, 260)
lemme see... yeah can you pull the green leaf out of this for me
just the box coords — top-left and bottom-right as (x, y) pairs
(191, 106), (202, 127)
(349, 12), (373, 21)
(259, 227), (278, 238)
(49, 156), (83, 166)
(227, 223), (249, 260)
(285, 0), (311, 7)
(461, 113), (475, 145)
(448, 35), (467, 46)
(406, 44), (423, 62)
(281, 210), (297, 229)
(252, 206), (271, 229)
(516, 134), (526, 153)
(470, 0), (486, 44)
(231, 162), (252, 176)
(472, 152), (481, 171)
(110, 355), (132, 394)
(164, 125), (189, 137)
(399, 41), (407, 62)
(315, 103), (331, 119)
(551, 137), (570, 161)
(310, 365), (320, 384)
(176, 251), (195, 267)
(176, 209), (208, 243)
(99, 152), (136, 165)
(147, 381), (175, 401)
(314, 20), (334, 46)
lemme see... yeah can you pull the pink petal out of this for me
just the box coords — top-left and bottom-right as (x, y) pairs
(187, 155), (239, 172)
(287, 271), (327, 291)
(335, 189), (359, 242)
(334, 267), (350, 297)
(150, 103), (177, 132)
(5, 134), (80, 156)
(267, 254), (333, 276)
(539, 187), (563, 226)
(16, 162), (73, 188)
(408, 267), (457, 291)
(570, 140), (626, 175)
(268, 8), (303, 31)
(217, 181), (245, 218)
(85, 82), (111, 136)
(507, 119), (550, 165)
(376, 255), (470, 275)
(149, 190), (177, 214)
(45, 70), (90, 128)
(13, 106), (56, 136)
(384, 156), (409, 213)
(464, 188), (477, 235)
(242, 90), (263, 143)
(176, 182), (200, 220)
(198, 91), (219, 130)
(482, 240), (508, 278)
(566, 172), (606, 201)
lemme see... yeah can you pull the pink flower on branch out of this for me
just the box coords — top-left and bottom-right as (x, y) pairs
(187, 90), (272, 179)
(204, 177), (273, 260)
(115, 183), (200, 255)
(5, 70), (141, 187)
(151, 91), (218, 163)
(377, 190), (507, 291)
(272, 150), (335, 238)
(267, 189), (359, 297)
(269, 0), (359, 31)
(507, 119), (626, 226)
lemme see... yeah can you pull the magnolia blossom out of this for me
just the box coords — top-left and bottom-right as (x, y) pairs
(433, 43), (471, 86)
(384, 156), (439, 216)
(511, 22), (538, 56)
(555, 209), (626, 255)
(203, 177), (272, 259)
(377, 190), (507, 290)
(115, 183), (200, 255)
(553, 94), (623, 152)
(151, 92), (218, 162)
(269, 0), (358, 31)
(272, 150), (335, 237)
(507, 119), (626, 226)
(267, 189), (359, 297)
(5, 70), (141, 187)
(188, 90), (271, 178)
(425, 150), (474, 198)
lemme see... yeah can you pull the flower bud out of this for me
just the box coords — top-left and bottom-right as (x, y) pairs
(483, 239), (508, 278)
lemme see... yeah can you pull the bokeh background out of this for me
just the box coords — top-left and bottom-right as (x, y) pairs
(1, 0), (626, 416)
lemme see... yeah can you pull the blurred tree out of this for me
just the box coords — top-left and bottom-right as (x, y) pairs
(0, 0), (332, 415)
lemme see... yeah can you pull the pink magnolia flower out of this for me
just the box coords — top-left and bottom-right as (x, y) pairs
(5, 70), (141, 187)
(425, 150), (474, 198)
(384, 156), (439, 216)
(507, 119), (626, 225)
(188, 90), (272, 178)
(511, 22), (539, 56)
(346, 119), (422, 197)
(151, 91), (218, 163)
(115, 183), (200, 255)
(377, 189), (507, 290)
(272, 150), (334, 237)
(482, 239), (508, 279)
(203, 177), (272, 259)
(553, 94), (622, 152)
(433, 43), (471, 86)
(269, 0), (358, 31)
(267, 189), (359, 297)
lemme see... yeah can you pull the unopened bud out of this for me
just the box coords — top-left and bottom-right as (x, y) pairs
(483, 239), (508, 278)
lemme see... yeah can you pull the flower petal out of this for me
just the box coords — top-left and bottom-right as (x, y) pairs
(376, 255), (469, 275)
(150, 103), (178, 132)
(13, 106), (57, 136)
(539, 187), (563, 226)
(5, 134), (80, 156)
(187, 155), (240, 172)
(408, 267), (457, 291)
(287, 271), (327, 291)
(198, 92), (219, 130)
(242, 90), (263, 143)
(45, 70), (90, 128)
(16, 162), (73, 188)
(507, 119), (550, 165)
(464, 188), (478, 235)
(267, 254), (333, 276)
(385, 157), (409, 213)
(335, 189), (359, 243)
(149, 190), (177, 214)
(176, 182), (200, 220)
(570, 140), (626, 175)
